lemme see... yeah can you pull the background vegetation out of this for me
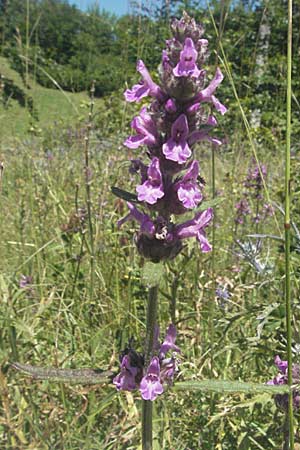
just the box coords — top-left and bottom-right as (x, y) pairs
(0, 0), (300, 448)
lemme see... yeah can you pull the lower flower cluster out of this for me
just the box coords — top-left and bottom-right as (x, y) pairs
(113, 324), (180, 401)
(267, 355), (300, 410)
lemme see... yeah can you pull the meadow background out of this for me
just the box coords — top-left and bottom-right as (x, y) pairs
(0, 0), (300, 448)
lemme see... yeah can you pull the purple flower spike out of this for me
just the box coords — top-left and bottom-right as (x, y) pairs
(124, 107), (158, 149)
(175, 208), (213, 252)
(162, 114), (192, 164)
(124, 60), (163, 103)
(173, 38), (201, 78)
(120, 13), (227, 262)
(136, 158), (165, 205)
(160, 324), (180, 358)
(140, 357), (164, 401)
(176, 160), (202, 209)
(113, 355), (138, 391)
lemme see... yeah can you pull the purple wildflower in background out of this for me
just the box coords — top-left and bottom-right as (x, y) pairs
(19, 274), (33, 289)
(235, 159), (273, 228)
(117, 12), (226, 263)
(235, 198), (251, 225)
(114, 324), (181, 401)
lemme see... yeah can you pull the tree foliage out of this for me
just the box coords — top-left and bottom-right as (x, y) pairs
(0, 0), (299, 138)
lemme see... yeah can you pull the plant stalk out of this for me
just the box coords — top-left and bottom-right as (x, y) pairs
(142, 285), (158, 450)
(285, 0), (294, 448)
(84, 81), (96, 304)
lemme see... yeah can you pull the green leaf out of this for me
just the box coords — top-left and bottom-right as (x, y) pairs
(11, 363), (115, 385)
(174, 380), (290, 394)
(111, 186), (138, 203)
(142, 261), (164, 287)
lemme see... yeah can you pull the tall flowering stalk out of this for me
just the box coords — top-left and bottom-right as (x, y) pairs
(114, 12), (226, 449)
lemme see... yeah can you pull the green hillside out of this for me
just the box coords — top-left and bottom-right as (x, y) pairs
(0, 56), (94, 142)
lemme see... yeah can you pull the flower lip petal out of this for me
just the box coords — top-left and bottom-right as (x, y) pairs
(139, 356), (164, 401)
(173, 37), (201, 78)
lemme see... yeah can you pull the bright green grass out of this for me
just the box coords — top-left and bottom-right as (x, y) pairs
(0, 56), (97, 142)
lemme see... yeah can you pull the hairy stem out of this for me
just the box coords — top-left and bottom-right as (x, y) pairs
(84, 81), (95, 304)
(285, 0), (294, 448)
(142, 285), (158, 450)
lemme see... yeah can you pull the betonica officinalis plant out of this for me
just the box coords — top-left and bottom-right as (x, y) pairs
(11, 9), (298, 450)
(112, 11), (227, 449)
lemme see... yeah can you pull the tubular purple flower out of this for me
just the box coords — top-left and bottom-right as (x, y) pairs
(136, 158), (165, 205)
(160, 357), (178, 383)
(197, 68), (227, 115)
(124, 107), (159, 149)
(118, 202), (155, 237)
(159, 324), (180, 358)
(113, 355), (138, 391)
(124, 60), (164, 102)
(189, 130), (222, 147)
(175, 160), (202, 209)
(162, 114), (192, 164)
(173, 38), (201, 78)
(175, 208), (213, 252)
(140, 357), (164, 401)
(275, 355), (288, 373)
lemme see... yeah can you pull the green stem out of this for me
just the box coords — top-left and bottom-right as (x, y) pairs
(285, 0), (294, 448)
(84, 81), (95, 304)
(142, 285), (158, 450)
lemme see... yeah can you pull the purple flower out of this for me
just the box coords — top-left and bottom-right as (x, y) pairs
(274, 355), (288, 374)
(173, 38), (201, 78)
(160, 357), (177, 384)
(124, 60), (163, 103)
(162, 114), (192, 164)
(235, 198), (251, 224)
(113, 355), (138, 391)
(124, 107), (159, 149)
(19, 274), (33, 289)
(136, 158), (165, 205)
(174, 160), (202, 209)
(175, 207), (213, 252)
(118, 202), (155, 237)
(159, 324), (180, 358)
(216, 286), (231, 301)
(188, 130), (222, 147)
(165, 98), (177, 113)
(197, 68), (227, 115)
(140, 357), (164, 401)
